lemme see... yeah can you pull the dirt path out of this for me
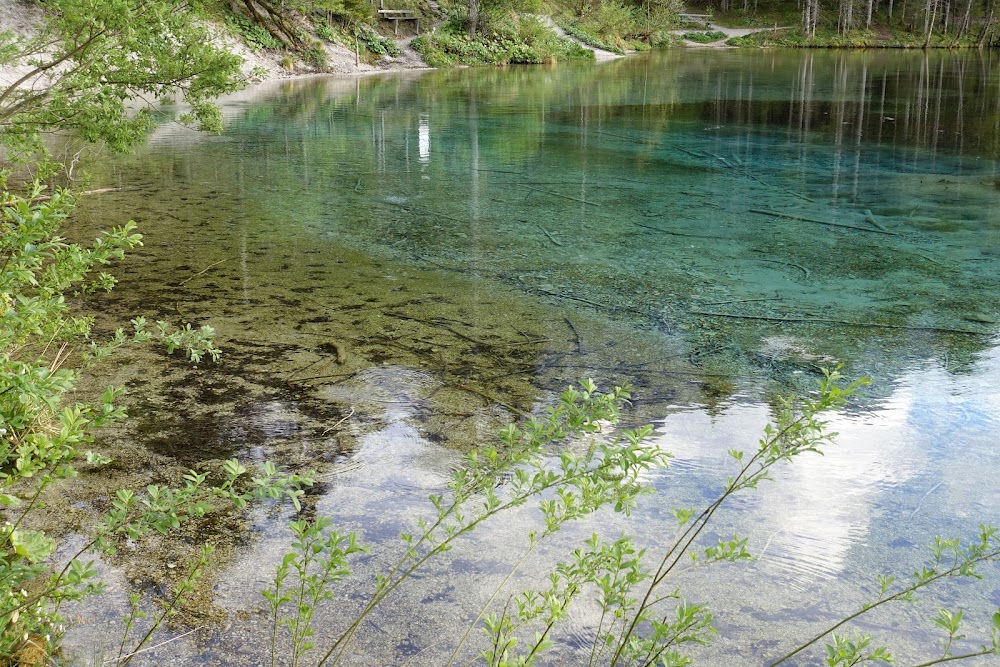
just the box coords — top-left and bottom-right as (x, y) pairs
(674, 12), (793, 46)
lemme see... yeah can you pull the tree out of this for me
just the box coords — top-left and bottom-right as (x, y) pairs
(0, 0), (244, 165)
(228, 0), (306, 48)
(0, 1), (262, 660)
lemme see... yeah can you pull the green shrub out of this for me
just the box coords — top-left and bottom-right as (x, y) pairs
(682, 30), (727, 42)
(227, 11), (284, 51)
(725, 35), (757, 47)
(415, 15), (594, 66)
(554, 17), (626, 53)
(588, 0), (640, 38)
(316, 23), (344, 43)
(411, 33), (455, 66)
(356, 25), (400, 57)
(306, 44), (327, 67)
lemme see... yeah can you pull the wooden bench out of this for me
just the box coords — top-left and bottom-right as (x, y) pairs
(377, 1), (419, 35)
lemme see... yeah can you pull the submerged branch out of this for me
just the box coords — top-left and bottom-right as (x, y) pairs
(688, 310), (990, 336)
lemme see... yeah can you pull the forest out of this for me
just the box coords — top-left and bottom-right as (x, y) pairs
(212, 0), (1000, 70)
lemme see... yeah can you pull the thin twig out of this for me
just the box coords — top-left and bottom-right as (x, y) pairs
(755, 258), (811, 279)
(699, 297), (781, 307)
(634, 222), (725, 240)
(537, 225), (563, 246)
(104, 627), (201, 664)
(750, 208), (898, 235)
(689, 310), (989, 336)
(536, 289), (607, 310)
(452, 383), (527, 417)
(516, 185), (599, 206)
(863, 209), (888, 232)
(0, 187), (129, 207)
(757, 527), (788, 560)
(908, 481), (944, 519)
(179, 259), (227, 286)
(564, 317), (583, 354)
(322, 408), (355, 435)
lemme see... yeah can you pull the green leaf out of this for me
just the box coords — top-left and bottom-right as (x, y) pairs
(10, 528), (57, 562)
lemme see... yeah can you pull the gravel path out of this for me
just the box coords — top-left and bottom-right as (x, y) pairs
(673, 12), (793, 46)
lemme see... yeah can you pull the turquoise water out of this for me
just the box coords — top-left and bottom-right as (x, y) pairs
(64, 49), (1000, 665)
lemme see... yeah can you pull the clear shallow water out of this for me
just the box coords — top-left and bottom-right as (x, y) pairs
(62, 49), (1000, 665)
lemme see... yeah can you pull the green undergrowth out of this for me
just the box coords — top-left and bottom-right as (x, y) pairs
(413, 14), (593, 66)
(553, 16), (628, 52)
(677, 17), (712, 29)
(225, 10), (286, 51)
(553, 0), (683, 51)
(356, 24), (402, 57)
(683, 29), (726, 42)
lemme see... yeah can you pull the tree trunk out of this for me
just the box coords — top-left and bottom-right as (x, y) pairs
(803, 0), (820, 37)
(468, 0), (479, 37)
(957, 0), (974, 37)
(923, 0), (938, 46)
(840, 0), (854, 33)
(976, 3), (996, 45)
(237, 0), (304, 49)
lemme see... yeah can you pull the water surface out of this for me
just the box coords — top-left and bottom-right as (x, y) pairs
(63, 48), (1000, 665)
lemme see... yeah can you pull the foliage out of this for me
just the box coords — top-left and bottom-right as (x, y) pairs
(306, 0), (376, 24)
(0, 0), (244, 163)
(227, 10), (287, 51)
(677, 17), (713, 28)
(0, 1), (318, 662)
(687, 0), (1000, 47)
(356, 25), (402, 57)
(723, 23), (984, 46)
(316, 23), (348, 43)
(288, 379), (670, 665)
(0, 184), (313, 659)
(264, 517), (365, 666)
(212, 0), (375, 57)
(586, 0), (643, 37)
(682, 30), (727, 41)
(414, 15), (594, 65)
(554, 17), (627, 53)
(554, 0), (682, 52)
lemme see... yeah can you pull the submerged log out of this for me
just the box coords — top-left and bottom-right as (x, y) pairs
(749, 208), (899, 235)
(689, 310), (990, 336)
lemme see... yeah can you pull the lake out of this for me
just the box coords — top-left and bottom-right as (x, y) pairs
(64, 48), (1000, 665)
